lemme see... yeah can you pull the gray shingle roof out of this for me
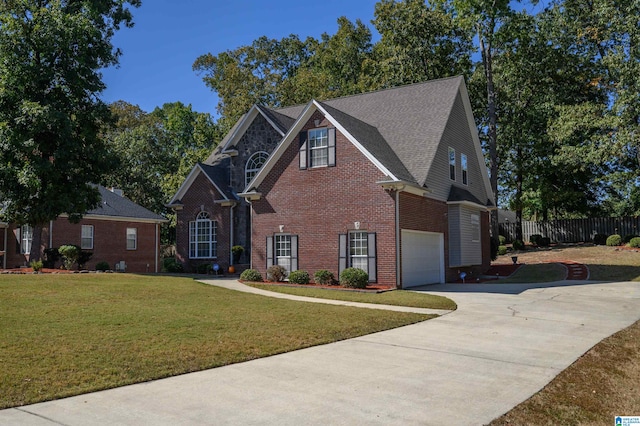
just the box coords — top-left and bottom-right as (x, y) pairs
(88, 186), (167, 222)
(198, 159), (236, 200)
(448, 185), (494, 207)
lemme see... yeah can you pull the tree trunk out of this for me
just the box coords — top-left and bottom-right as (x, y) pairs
(28, 223), (45, 262)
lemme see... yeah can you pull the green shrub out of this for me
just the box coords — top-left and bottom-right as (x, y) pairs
(623, 234), (639, 244)
(30, 259), (43, 272)
(498, 235), (506, 245)
(629, 237), (640, 248)
(539, 237), (551, 247)
(43, 248), (60, 269)
(490, 236), (499, 261)
(340, 268), (369, 289)
(196, 263), (211, 274)
(78, 249), (93, 270)
(512, 239), (525, 251)
(288, 270), (310, 284)
(240, 268), (263, 282)
(162, 257), (184, 273)
(314, 269), (335, 285)
(58, 244), (80, 270)
(95, 261), (110, 271)
(498, 245), (508, 256)
(231, 245), (244, 262)
(529, 234), (543, 246)
(593, 234), (609, 245)
(266, 265), (287, 282)
(606, 234), (623, 246)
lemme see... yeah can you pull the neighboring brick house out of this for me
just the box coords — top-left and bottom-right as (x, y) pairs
(0, 186), (167, 272)
(170, 76), (494, 287)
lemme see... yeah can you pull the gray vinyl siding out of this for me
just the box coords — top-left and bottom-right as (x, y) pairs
(425, 93), (489, 204)
(449, 204), (483, 267)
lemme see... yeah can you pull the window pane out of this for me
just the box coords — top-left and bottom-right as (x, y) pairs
(81, 225), (93, 249)
(126, 228), (137, 250)
(349, 232), (368, 273)
(275, 235), (292, 273)
(21, 225), (33, 254)
(309, 129), (328, 167)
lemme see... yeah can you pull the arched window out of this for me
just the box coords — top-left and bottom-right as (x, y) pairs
(189, 211), (217, 258)
(245, 152), (269, 187)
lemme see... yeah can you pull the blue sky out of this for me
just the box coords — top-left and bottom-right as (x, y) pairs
(101, 0), (380, 118)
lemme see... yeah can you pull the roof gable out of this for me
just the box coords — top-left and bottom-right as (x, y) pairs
(88, 186), (167, 223)
(168, 158), (233, 206)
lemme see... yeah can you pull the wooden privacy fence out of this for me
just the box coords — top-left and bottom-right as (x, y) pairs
(498, 217), (640, 244)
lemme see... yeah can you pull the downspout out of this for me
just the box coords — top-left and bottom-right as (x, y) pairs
(395, 189), (401, 289)
(229, 203), (235, 266)
(155, 223), (159, 273)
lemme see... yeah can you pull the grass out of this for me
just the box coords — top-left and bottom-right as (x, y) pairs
(497, 263), (567, 283)
(489, 319), (640, 425)
(0, 274), (431, 409)
(247, 283), (457, 310)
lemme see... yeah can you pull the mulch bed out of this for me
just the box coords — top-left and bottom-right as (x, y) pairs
(244, 281), (395, 293)
(0, 268), (95, 274)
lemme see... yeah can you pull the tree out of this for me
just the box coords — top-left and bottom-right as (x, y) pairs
(0, 0), (140, 260)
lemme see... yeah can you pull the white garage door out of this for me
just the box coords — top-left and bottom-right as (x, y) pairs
(401, 230), (444, 288)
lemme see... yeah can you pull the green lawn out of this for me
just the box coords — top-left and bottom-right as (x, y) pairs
(0, 274), (430, 409)
(497, 263), (567, 283)
(247, 283), (457, 310)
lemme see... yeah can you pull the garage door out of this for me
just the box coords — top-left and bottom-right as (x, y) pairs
(401, 230), (444, 287)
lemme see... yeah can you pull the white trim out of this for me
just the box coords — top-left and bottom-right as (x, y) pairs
(168, 163), (230, 206)
(221, 105), (286, 153)
(446, 200), (491, 211)
(58, 214), (167, 224)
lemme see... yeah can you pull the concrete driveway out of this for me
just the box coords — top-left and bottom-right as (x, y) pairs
(2, 279), (639, 425)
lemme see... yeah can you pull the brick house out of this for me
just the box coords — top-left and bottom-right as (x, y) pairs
(0, 186), (167, 272)
(170, 76), (494, 287)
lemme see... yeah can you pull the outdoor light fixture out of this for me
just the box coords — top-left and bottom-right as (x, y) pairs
(279, 225), (284, 233)
(354, 221), (361, 230)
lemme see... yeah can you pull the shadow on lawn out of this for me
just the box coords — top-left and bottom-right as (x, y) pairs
(587, 264), (640, 282)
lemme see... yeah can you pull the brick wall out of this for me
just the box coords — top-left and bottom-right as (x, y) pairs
(251, 111), (398, 286)
(176, 171), (231, 272)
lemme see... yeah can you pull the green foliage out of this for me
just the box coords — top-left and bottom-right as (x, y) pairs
(340, 268), (369, 289)
(0, 0), (139, 259)
(266, 265), (287, 282)
(288, 270), (310, 285)
(77, 249), (92, 270)
(490, 236), (499, 261)
(58, 245), (80, 270)
(529, 234), (543, 246)
(29, 260), (43, 272)
(498, 245), (508, 256)
(629, 237), (640, 248)
(42, 248), (60, 269)
(512, 240), (525, 251)
(314, 270), (336, 285)
(231, 245), (244, 262)
(498, 235), (506, 245)
(606, 234), (623, 247)
(239, 269), (263, 282)
(196, 263), (212, 274)
(539, 237), (551, 247)
(623, 235), (639, 244)
(162, 258), (184, 273)
(95, 261), (110, 272)
(593, 234), (609, 245)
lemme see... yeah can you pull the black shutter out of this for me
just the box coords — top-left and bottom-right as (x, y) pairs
(328, 128), (336, 167)
(290, 235), (298, 272)
(299, 131), (308, 169)
(338, 234), (348, 276)
(266, 236), (273, 268)
(367, 233), (377, 282)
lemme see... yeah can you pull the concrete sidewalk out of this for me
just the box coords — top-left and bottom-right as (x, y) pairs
(2, 279), (639, 425)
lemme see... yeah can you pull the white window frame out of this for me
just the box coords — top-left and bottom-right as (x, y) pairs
(189, 212), (217, 259)
(309, 128), (329, 168)
(461, 153), (468, 185)
(275, 234), (292, 273)
(126, 227), (137, 250)
(81, 225), (94, 249)
(449, 147), (456, 181)
(21, 224), (33, 255)
(245, 151), (269, 187)
(349, 231), (368, 273)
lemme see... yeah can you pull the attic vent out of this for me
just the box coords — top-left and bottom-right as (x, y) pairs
(110, 188), (124, 197)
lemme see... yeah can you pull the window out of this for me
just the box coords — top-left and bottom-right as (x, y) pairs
(266, 234), (298, 273)
(81, 225), (94, 249)
(21, 225), (33, 254)
(309, 128), (328, 167)
(339, 232), (377, 282)
(299, 128), (336, 169)
(449, 147), (456, 180)
(126, 228), (137, 250)
(245, 151), (269, 187)
(189, 212), (217, 258)
(461, 153), (468, 185)
(471, 214), (480, 242)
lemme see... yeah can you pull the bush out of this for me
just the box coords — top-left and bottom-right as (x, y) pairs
(606, 234), (623, 247)
(529, 234), (543, 246)
(58, 244), (80, 270)
(539, 237), (551, 247)
(288, 270), (310, 284)
(498, 235), (506, 245)
(78, 249), (93, 270)
(95, 261), (110, 271)
(340, 267), (369, 289)
(593, 234), (609, 245)
(490, 236), (499, 261)
(240, 268), (263, 282)
(30, 259), (43, 272)
(314, 269), (335, 285)
(43, 248), (60, 269)
(512, 239), (525, 251)
(231, 245), (244, 262)
(162, 257), (184, 273)
(266, 265), (287, 282)
(623, 234), (639, 244)
(498, 245), (508, 256)
(196, 263), (211, 274)
(629, 237), (640, 248)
